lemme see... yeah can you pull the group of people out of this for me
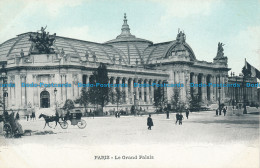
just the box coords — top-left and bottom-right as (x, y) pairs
(147, 109), (190, 130)
(216, 106), (227, 116)
(115, 112), (121, 118)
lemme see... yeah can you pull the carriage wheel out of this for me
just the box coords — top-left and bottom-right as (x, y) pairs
(3, 123), (13, 138)
(77, 119), (86, 129)
(59, 121), (68, 129)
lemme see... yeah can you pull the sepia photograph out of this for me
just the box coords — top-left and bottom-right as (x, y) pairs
(0, 0), (259, 168)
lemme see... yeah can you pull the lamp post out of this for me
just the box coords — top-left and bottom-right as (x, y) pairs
(3, 87), (7, 113)
(242, 66), (249, 114)
(242, 74), (247, 114)
(2, 69), (7, 114)
(54, 88), (57, 110)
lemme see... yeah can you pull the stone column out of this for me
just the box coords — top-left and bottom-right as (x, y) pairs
(193, 74), (197, 96)
(118, 77), (122, 92)
(205, 75), (208, 101)
(125, 78), (129, 104)
(130, 78), (133, 104)
(66, 74), (73, 100)
(26, 74), (34, 107)
(145, 79), (149, 103)
(150, 79), (155, 103)
(32, 75), (38, 107)
(20, 75), (27, 108)
(72, 74), (76, 98)
(179, 71), (184, 101)
(141, 79), (145, 101)
(210, 76), (214, 101)
(185, 71), (190, 102)
(77, 74), (82, 97)
(222, 75), (226, 101)
(110, 77), (115, 104)
(136, 79), (139, 100)
(201, 75), (206, 102)
(216, 76), (220, 102)
(10, 76), (15, 107)
(60, 75), (64, 104)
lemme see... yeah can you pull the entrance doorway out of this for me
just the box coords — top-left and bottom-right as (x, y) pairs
(40, 91), (50, 108)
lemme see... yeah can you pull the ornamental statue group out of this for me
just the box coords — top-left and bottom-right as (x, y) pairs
(29, 26), (56, 54)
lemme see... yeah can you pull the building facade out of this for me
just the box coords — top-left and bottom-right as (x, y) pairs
(0, 14), (232, 113)
(227, 75), (259, 107)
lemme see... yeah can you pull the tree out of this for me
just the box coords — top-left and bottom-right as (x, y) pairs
(114, 87), (125, 113)
(63, 99), (75, 111)
(188, 92), (201, 111)
(75, 89), (89, 113)
(171, 87), (185, 112)
(154, 87), (164, 113)
(89, 63), (109, 114)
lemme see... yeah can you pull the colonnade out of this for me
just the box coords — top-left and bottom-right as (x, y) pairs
(83, 74), (168, 105)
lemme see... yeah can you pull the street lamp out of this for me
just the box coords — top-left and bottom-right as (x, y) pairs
(242, 66), (249, 114)
(2, 70), (7, 114)
(3, 87), (7, 113)
(54, 88), (57, 109)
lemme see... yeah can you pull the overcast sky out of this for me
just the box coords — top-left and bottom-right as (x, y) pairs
(0, 0), (259, 75)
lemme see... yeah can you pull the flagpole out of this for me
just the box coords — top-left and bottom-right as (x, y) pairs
(243, 58), (247, 114)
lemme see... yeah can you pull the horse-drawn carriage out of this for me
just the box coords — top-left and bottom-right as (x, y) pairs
(39, 109), (86, 129)
(0, 111), (23, 138)
(62, 110), (86, 129)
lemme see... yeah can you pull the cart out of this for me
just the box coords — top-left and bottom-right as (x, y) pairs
(62, 110), (86, 129)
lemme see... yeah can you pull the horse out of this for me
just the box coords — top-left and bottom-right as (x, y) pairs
(39, 114), (59, 129)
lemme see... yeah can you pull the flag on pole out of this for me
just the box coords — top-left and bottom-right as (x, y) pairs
(245, 59), (260, 79)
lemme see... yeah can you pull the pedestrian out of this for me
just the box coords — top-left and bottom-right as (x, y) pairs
(185, 108), (190, 119)
(166, 110), (169, 119)
(147, 114), (153, 130)
(216, 109), (218, 116)
(31, 111), (36, 121)
(223, 107), (227, 116)
(219, 108), (222, 115)
(175, 112), (179, 124)
(15, 112), (20, 120)
(178, 113), (184, 125)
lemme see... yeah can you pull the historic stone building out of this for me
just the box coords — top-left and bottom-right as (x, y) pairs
(0, 14), (231, 113)
(227, 74), (259, 107)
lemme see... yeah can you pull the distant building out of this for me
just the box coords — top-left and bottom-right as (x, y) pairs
(227, 75), (259, 107)
(0, 14), (236, 114)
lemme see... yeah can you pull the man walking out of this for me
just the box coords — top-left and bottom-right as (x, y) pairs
(147, 114), (154, 130)
(185, 108), (190, 119)
(223, 107), (227, 116)
(178, 113), (184, 125)
(175, 112), (179, 124)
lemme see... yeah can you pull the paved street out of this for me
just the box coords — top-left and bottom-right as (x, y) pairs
(0, 111), (259, 168)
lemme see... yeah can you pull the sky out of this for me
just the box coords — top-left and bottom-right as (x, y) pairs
(0, 0), (259, 75)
